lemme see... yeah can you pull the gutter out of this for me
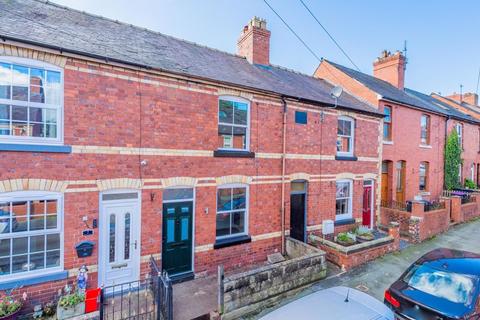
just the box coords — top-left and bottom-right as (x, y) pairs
(0, 35), (384, 118)
(280, 97), (287, 255)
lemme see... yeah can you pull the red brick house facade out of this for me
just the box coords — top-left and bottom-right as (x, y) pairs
(315, 51), (480, 204)
(0, 1), (382, 309)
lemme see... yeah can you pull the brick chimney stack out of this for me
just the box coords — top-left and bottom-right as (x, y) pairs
(446, 92), (479, 106)
(373, 50), (406, 90)
(237, 17), (271, 65)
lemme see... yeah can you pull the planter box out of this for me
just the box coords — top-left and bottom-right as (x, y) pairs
(57, 302), (85, 320)
(0, 308), (21, 320)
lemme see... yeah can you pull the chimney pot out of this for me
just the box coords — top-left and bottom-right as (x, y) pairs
(237, 17), (271, 65)
(373, 50), (406, 90)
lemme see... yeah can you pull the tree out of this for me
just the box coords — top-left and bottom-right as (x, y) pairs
(444, 130), (462, 190)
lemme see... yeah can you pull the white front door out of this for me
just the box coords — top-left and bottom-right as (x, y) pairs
(99, 191), (141, 287)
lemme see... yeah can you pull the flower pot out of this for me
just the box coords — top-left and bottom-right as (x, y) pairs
(357, 234), (375, 243)
(56, 302), (85, 320)
(336, 239), (355, 246)
(0, 308), (22, 320)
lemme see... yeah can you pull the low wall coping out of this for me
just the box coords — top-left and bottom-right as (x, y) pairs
(224, 249), (325, 283)
(309, 234), (394, 255)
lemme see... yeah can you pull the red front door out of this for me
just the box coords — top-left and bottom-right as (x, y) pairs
(362, 185), (372, 227)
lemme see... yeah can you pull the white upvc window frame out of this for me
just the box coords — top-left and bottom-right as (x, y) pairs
(335, 179), (353, 221)
(0, 191), (64, 282)
(217, 96), (250, 152)
(336, 116), (355, 157)
(0, 56), (64, 145)
(215, 183), (249, 240)
(455, 123), (463, 147)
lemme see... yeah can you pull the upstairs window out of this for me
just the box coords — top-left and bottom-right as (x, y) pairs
(337, 116), (354, 156)
(419, 161), (429, 191)
(383, 106), (392, 141)
(295, 111), (307, 124)
(455, 123), (463, 148)
(0, 58), (62, 144)
(218, 97), (249, 151)
(420, 114), (430, 145)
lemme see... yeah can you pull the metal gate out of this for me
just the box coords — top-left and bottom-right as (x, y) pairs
(99, 256), (173, 320)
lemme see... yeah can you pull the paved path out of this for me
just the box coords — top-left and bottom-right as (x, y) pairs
(253, 219), (480, 319)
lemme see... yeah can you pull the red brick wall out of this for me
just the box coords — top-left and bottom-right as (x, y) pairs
(0, 52), (381, 304)
(380, 101), (446, 201)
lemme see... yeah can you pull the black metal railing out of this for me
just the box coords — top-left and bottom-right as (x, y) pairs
(99, 278), (156, 320)
(99, 257), (173, 320)
(380, 199), (410, 212)
(462, 194), (474, 204)
(150, 257), (173, 320)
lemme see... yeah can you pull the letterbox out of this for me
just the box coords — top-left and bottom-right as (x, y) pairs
(75, 241), (95, 258)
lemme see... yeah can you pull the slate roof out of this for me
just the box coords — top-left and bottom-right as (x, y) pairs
(325, 59), (479, 123)
(0, 0), (380, 116)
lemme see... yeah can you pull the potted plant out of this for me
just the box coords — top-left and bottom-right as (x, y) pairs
(0, 291), (26, 320)
(353, 226), (375, 242)
(56, 290), (85, 320)
(335, 232), (356, 246)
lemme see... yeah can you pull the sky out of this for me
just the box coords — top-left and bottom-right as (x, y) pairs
(52, 0), (480, 96)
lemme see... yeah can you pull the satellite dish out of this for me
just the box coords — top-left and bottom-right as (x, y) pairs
(330, 86), (343, 99)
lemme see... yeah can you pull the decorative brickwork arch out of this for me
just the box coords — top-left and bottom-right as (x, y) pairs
(217, 88), (254, 101)
(161, 177), (197, 188)
(289, 172), (311, 181)
(363, 173), (378, 180)
(96, 178), (143, 191)
(0, 179), (68, 193)
(216, 175), (252, 185)
(335, 172), (356, 180)
(0, 44), (67, 68)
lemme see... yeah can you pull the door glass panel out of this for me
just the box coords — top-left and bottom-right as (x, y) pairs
(180, 217), (189, 241)
(181, 206), (189, 213)
(109, 214), (115, 263)
(167, 208), (175, 215)
(124, 213), (131, 260)
(166, 219), (175, 243)
(163, 188), (193, 201)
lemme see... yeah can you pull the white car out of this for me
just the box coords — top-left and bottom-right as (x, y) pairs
(259, 286), (394, 320)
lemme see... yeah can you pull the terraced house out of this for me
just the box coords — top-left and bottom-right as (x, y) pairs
(0, 0), (383, 307)
(315, 51), (480, 205)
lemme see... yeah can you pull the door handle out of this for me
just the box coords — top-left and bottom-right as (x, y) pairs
(131, 240), (138, 250)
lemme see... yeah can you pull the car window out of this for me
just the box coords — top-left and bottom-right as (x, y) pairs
(404, 264), (478, 306)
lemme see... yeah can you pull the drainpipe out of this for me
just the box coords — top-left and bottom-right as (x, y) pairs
(444, 116), (450, 191)
(281, 97), (287, 255)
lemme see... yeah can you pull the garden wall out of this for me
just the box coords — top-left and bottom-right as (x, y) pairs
(308, 223), (400, 271)
(380, 207), (411, 236)
(220, 238), (327, 320)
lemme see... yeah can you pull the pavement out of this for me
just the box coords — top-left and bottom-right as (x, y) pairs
(252, 218), (480, 319)
(173, 274), (217, 320)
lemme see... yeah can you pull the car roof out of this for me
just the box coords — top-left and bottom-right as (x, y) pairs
(416, 248), (480, 277)
(259, 286), (393, 320)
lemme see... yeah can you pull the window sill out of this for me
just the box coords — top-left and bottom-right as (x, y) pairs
(335, 155), (358, 161)
(383, 140), (393, 145)
(419, 191), (430, 196)
(0, 143), (72, 153)
(214, 234), (251, 249)
(0, 270), (68, 290)
(419, 144), (432, 149)
(334, 218), (356, 226)
(214, 150), (255, 158)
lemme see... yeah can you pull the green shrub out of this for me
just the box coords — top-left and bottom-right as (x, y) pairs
(464, 178), (476, 189)
(58, 292), (85, 309)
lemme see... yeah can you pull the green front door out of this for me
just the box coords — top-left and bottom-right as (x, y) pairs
(162, 201), (193, 275)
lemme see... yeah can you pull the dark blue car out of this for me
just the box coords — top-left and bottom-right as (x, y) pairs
(384, 248), (480, 320)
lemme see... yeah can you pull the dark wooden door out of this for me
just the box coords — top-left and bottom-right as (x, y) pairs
(162, 201), (193, 275)
(290, 193), (306, 242)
